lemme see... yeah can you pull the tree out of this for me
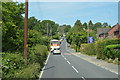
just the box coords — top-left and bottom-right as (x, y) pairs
(71, 20), (83, 33)
(83, 22), (87, 29)
(2, 2), (25, 52)
(63, 25), (71, 33)
(88, 20), (93, 29)
(102, 22), (108, 28)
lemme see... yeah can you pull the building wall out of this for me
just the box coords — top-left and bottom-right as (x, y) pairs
(107, 25), (120, 39)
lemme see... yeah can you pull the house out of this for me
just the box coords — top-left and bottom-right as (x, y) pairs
(97, 25), (120, 39)
(107, 25), (120, 39)
(97, 28), (110, 39)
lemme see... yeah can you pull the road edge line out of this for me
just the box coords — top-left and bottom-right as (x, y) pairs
(39, 52), (50, 79)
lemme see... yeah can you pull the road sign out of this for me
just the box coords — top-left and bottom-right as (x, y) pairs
(88, 37), (94, 43)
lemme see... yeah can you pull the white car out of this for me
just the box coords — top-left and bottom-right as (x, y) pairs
(53, 47), (61, 54)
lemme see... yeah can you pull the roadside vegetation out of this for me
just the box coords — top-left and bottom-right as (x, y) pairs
(66, 20), (120, 65)
(2, 2), (60, 79)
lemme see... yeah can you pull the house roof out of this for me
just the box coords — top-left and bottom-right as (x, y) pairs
(107, 24), (120, 32)
(97, 28), (110, 35)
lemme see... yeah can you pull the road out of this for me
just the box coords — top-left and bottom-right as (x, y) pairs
(40, 38), (119, 80)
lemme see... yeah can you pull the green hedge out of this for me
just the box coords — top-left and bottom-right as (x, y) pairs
(80, 43), (96, 55)
(80, 39), (120, 61)
(95, 40), (106, 60)
(104, 44), (120, 60)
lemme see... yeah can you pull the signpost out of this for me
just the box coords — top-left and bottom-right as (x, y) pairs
(88, 37), (94, 43)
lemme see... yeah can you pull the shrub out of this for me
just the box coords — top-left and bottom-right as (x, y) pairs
(113, 58), (119, 65)
(104, 44), (120, 60)
(15, 63), (40, 79)
(95, 39), (120, 60)
(28, 44), (48, 67)
(95, 40), (106, 60)
(80, 43), (96, 55)
(2, 53), (25, 78)
(107, 58), (113, 63)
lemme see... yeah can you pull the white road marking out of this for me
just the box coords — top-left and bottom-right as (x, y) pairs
(81, 76), (86, 80)
(72, 53), (118, 75)
(67, 60), (71, 64)
(39, 53), (50, 79)
(61, 54), (67, 60)
(72, 66), (79, 73)
(64, 57), (67, 60)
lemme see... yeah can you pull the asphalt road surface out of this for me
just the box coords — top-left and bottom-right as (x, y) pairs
(40, 37), (119, 80)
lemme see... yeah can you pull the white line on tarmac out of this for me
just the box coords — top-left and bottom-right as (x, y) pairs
(72, 53), (118, 75)
(67, 60), (71, 64)
(39, 53), (50, 79)
(72, 66), (79, 73)
(61, 54), (67, 60)
(81, 76), (86, 80)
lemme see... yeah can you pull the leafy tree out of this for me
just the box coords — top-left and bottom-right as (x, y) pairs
(83, 22), (87, 29)
(2, 2), (25, 52)
(64, 25), (71, 33)
(93, 22), (102, 33)
(71, 20), (83, 33)
(88, 20), (93, 29)
(102, 22), (108, 28)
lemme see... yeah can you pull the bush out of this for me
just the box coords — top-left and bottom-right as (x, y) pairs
(95, 40), (106, 60)
(15, 63), (40, 79)
(2, 53), (25, 78)
(95, 39), (120, 60)
(28, 44), (48, 67)
(104, 44), (120, 60)
(80, 43), (96, 55)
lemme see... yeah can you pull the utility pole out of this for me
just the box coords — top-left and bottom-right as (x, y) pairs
(24, 0), (28, 64)
(47, 23), (48, 37)
(50, 24), (52, 37)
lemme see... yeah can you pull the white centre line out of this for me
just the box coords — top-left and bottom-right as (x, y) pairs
(81, 76), (86, 80)
(67, 60), (71, 64)
(61, 54), (67, 60)
(72, 66), (79, 73)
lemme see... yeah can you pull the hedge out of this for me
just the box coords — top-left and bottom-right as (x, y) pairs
(104, 44), (120, 60)
(80, 39), (120, 61)
(80, 43), (96, 55)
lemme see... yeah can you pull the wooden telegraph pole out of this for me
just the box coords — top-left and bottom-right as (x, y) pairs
(24, 0), (28, 64)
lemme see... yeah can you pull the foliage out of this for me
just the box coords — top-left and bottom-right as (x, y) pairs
(15, 63), (40, 79)
(80, 43), (96, 55)
(104, 44), (120, 60)
(70, 20), (83, 33)
(28, 30), (41, 47)
(66, 31), (87, 52)
(2, 52), (25, 78)
(80, 39), (120, 62)
(52, 34), (60, 40)
(2, 2), (24, 52)
(28, 44), (48, 66)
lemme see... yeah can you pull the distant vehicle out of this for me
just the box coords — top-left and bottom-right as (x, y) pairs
(50, 39), (60, 53)
(59, 38), (63, 44)
(53, 47), (61, 54)
(63, 33), (66, 37)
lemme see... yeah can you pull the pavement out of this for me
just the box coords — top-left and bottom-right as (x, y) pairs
(39, 38), (119, 80)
